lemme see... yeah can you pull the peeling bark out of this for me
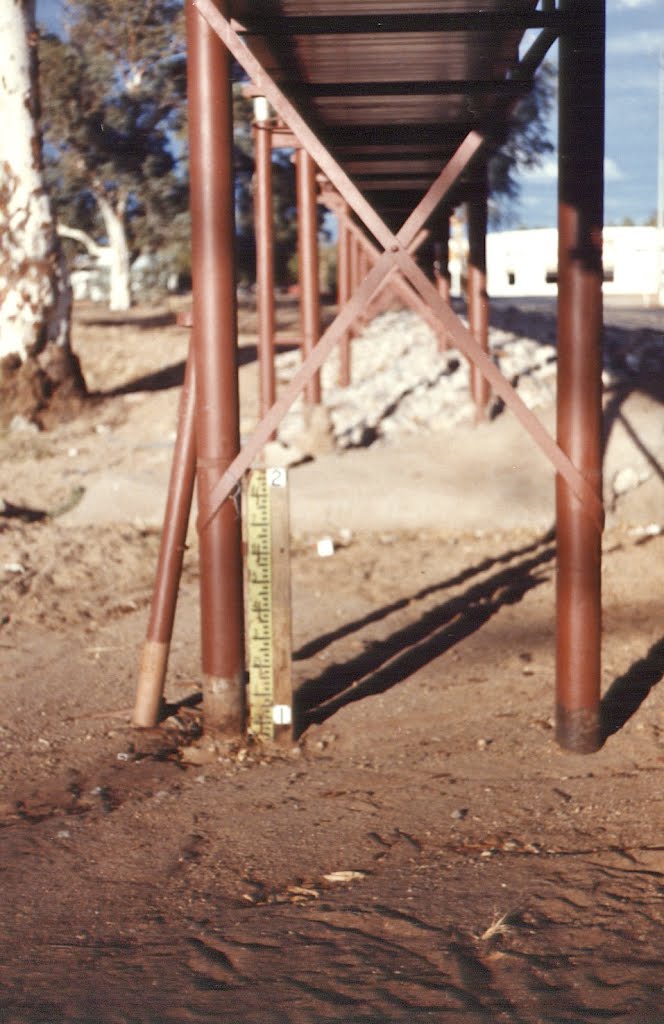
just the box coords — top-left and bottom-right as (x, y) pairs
(0, 0), (84, 425)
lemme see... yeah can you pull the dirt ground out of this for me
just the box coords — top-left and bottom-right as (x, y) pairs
(1, 297), (664, 1024)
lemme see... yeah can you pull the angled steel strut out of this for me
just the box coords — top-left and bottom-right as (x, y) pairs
(192, 0), (603, 534)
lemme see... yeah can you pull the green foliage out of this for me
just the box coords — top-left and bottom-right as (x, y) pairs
(38, 0), (187, 263)
(319, 242), (338, 297)
(489, 62), (556, 226)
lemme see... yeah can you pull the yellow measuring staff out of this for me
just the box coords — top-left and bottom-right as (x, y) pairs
(246, 468), (292, 741)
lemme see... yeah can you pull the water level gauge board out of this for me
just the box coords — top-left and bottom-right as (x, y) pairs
(246, 468), (293, 742)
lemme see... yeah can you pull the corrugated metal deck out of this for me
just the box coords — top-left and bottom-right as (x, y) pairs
(231, 0), (550, 221)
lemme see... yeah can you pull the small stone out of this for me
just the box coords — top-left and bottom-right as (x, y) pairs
(613, 465), (649, 497)
(9, 415), (38, 434)
(3, 563), (26, 575)
(451, 808), (468, 821)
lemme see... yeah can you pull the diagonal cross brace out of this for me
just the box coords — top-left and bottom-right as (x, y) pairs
(193, 0), (604, 533)
(194, 0), (482, 252)
(340, 213), (604, 530)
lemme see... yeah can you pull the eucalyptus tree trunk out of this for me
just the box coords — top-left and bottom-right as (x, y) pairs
(0, 0), (84, 425)
(98, 193), (132, 312)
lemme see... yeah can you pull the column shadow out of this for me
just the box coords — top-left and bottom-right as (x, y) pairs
(294, 534), (556, 736)
(600, 636), (664, 743)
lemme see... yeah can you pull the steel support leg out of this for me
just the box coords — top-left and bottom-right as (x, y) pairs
(434, 217), (451, 304)
(556, 0), (605, 753)
(187, 0), (245, 735)
(467, 171), (490, 420)
(337, 205), (351, 386)
(351, 233), (361, 295)
(134, 347), (197, 728)
(253, 108), (277, 426)
(434, 216), (451, 351)
(296, 148), (322, 405)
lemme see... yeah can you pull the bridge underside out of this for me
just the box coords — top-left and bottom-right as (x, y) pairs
(134, 1), (606, 754)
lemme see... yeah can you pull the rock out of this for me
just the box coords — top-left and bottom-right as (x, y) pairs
(264, 440), (309, 469)
(9, 414), (39, 434)
(612, 465), (650, 497)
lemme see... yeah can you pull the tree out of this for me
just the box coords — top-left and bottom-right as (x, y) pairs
(488, 62), (556, 226)
(0, 0), (85, 428)
(38, 0), (187, 310)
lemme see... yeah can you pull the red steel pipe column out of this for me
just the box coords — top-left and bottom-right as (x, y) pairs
(350, 232), (361, 295)
(296, 148), (322, 405)
(133, 347), (197, 727)
(434, 217), (451, 302)
(467, 171), (490, 420)
(187, 0), (245, 734)
(433, 215), (451, 352)
(253, 99), (277, 425)
(337, 205), (352, 387)
(556, 0), (605, 753)
(358, 242), (370, 284)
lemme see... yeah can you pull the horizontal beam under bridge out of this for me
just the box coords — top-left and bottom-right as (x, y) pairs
(237, 12), (568, 35)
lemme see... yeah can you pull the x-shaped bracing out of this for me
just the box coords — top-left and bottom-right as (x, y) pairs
(193, 0), (603, 533)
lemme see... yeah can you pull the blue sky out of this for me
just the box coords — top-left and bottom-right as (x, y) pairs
(518, 0), (664, 227)
(36, 0), (663, 228)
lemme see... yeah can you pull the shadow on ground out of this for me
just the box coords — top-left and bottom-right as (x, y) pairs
(295, 531), (556, 734)
(600, 634), (664, 742)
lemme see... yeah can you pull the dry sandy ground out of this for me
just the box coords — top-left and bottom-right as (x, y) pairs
(1, 297), (664, 1024)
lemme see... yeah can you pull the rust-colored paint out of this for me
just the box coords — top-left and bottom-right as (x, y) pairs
(187, 0), (245, 735)
(296, 147), (322, 405)
(254, 116), (277, 428)
(337, 205), (352, 387)
(467, 171), (490, 420)
(134, 346), (197, 728)
(197, 131), (603, 538)
(144, 0), (610, 757)
(555, 0), (605, 754)
(433, 217), (451, 351)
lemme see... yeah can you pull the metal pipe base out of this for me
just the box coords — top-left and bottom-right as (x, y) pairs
(555, 704), (601, 754)
(133, 640), (169, 728)
(203, 673), (246, 736)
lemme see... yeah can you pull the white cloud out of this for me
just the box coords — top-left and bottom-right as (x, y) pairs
(521, 159), (557, 182)
(606, 29), (664, 55)
(604, 158), (624, 181)
(611, 0), (655, 8)
(520, 158), (624, 183)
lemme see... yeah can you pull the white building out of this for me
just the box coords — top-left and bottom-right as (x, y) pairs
(486, 226), (662, 301)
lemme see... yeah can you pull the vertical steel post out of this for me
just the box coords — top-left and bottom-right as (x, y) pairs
(433, 215), (451, 352)
(337, 204), (351, 386)
(253, 98), (277, 427)
(296, 148), (322, 405)
(134, 347), (197, 728)
(350, 232), (361, 295)
(358, 242), (370, 284)
(187, 0), (245, 735)
(467, 170), (490, 420)
(556, 0), (605, 753)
